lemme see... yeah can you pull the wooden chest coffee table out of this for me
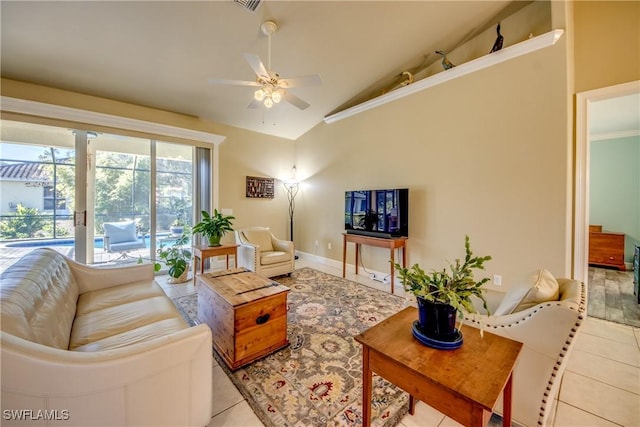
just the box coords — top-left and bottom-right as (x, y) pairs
(197, 268), (289, 370)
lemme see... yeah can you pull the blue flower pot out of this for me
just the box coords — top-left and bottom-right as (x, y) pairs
(416, 297), (457, 340)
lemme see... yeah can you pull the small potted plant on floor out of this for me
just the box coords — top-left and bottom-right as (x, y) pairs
(192, 209), (235, 247)
(157, 230), (192, 283)
(393, 235), (491, 348)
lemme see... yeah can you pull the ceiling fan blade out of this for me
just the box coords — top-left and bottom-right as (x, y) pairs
(244, 53), (269, 78)
(279, 74), (322, 88)
(247, 99), (262, 109)
(284, 92), (310, 110)
(208, 78), (261, 87)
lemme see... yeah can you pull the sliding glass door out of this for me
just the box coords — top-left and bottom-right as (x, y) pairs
(1, 120), (205, 273)
(156, 141), (193, 232)
(90, 133), (152, 263)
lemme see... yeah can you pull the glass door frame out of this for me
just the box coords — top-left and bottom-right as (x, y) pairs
(2, 97), (220, 266)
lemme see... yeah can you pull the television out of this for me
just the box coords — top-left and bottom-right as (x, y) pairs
(344, 188), (409, 238)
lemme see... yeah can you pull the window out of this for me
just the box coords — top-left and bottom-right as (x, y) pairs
(43, 185), (66, 211)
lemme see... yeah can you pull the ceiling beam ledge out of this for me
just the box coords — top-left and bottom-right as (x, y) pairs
(324, 29), (564, 124)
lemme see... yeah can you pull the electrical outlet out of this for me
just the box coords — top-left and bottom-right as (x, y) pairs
(493, 274), (502, 286)
(327, 242), (332, 250)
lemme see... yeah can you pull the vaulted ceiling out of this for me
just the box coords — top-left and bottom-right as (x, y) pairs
(4, 1), (637, 141)
(1, 0), (523, 140)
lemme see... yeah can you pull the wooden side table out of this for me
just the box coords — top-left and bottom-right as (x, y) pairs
(342, 233), (407, 293)
(355, 307), (522, 427)
(192, 244), (238, 274)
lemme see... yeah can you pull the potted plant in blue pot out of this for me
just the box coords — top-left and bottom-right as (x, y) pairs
(393, 235), (491, 349)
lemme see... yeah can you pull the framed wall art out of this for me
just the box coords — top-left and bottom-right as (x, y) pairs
(246, 176), (275, 199)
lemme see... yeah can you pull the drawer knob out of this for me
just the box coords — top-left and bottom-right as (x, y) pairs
(256, 314), (270, 325)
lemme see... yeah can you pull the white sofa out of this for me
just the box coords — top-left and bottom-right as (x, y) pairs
(1, 248), (212, 427)
(464, 269), (587, 427)
(235, 227), (295, 278)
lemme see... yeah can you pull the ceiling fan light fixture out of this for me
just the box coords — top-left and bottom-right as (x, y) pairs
(209, 19), (320, 111)
(254, 89), (265, 101)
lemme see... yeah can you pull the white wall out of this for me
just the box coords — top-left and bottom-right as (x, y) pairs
(294, 4), (571, 290)
(0, 181), (43, 214)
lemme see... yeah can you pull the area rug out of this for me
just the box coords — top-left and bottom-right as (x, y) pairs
(172, 267), (410, 427)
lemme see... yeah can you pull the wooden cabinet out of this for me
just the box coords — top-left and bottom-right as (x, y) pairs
(589, 225), (625, 270)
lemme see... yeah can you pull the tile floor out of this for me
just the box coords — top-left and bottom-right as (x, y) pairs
(588, 267), (639, 327)
(157, 257), (640, 427)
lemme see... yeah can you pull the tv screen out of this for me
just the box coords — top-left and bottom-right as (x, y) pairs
(344, 188), (409, 238)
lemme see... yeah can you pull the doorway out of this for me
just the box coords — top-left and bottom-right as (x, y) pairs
(574, 80), (640, 283)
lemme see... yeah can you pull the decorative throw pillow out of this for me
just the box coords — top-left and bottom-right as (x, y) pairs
(493, 268), (560, 315)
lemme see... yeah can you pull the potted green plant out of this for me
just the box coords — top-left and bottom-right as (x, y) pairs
(192, 209), (235, 247)
(393, 235), (491, 346)
(156, 231), (192, 283)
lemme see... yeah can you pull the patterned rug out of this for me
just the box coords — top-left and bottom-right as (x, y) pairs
(172, 267), (410, 427)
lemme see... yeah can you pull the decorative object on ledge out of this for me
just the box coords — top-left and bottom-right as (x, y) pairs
(246, 176), (274, 198)
(324, 29), (564, 124)
(382, 71), (414, 95)
(435, 50), (456, 70)
(489, 23), (504, 53)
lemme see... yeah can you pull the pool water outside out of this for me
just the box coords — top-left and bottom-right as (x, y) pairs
(4, 233), (186, 249)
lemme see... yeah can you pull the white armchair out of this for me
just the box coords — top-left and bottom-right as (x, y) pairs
(464, 269), (587, 427)
(235, 227), (295, 278)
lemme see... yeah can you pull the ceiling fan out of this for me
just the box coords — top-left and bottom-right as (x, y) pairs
(208, 20), (321, 110)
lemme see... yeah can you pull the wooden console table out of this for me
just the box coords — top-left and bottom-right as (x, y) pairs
(342, 233), (407, 293)
(355, 307), (523, 427)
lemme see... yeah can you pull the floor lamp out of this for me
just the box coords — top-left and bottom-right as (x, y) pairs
(284, 181), (299, 243)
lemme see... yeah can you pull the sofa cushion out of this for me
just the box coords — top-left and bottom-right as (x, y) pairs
(242, 228), (274, 252)
(493, 268), (560, 315)
(260, 250), (291, 265)
(72, 318), (187, 352)
(103, 221), (137, 244)
(76, 280), (165, 315)
(0, 249), (79, 349)
(69, 296), (184, 350)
